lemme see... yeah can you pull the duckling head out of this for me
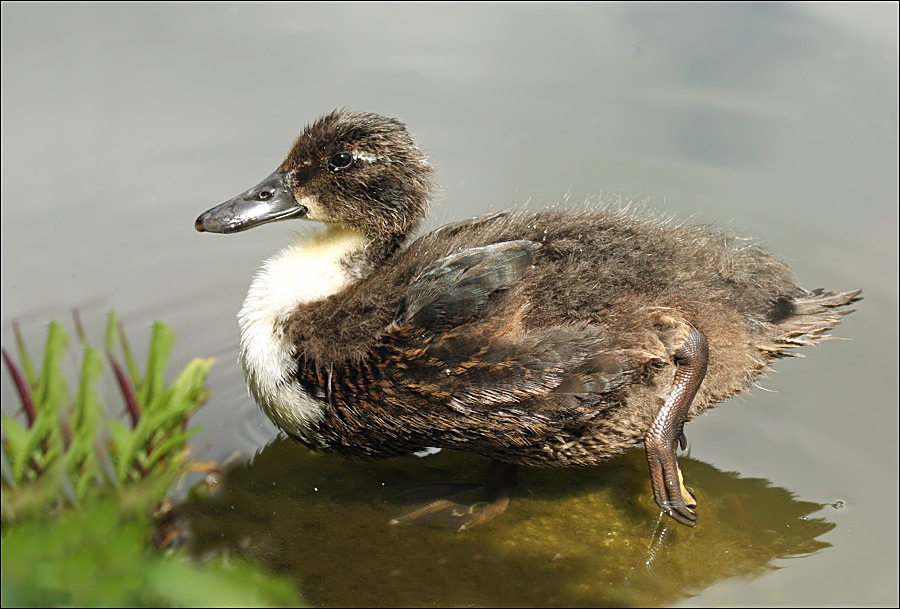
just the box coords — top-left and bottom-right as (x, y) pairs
(195, 110), (434, 248)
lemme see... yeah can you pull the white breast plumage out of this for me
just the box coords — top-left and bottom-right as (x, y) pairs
(237, 225), (369, 441)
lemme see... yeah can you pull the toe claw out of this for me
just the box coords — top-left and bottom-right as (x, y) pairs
(659, 500), (697, 527)
(672, 505), (698, 527)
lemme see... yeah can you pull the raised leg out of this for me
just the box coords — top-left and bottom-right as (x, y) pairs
(645, 325), (708, 526)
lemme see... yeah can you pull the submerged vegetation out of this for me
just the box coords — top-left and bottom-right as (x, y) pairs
(1, 313), (300, 607)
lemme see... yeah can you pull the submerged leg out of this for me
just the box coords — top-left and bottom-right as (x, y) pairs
(389, 461), (516, 532)
(645, 325), (708, 526)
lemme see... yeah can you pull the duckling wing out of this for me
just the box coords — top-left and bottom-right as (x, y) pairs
(378, 322), (645, 427)
(402, 240), (541, 332)
(382, 240), (644, 415)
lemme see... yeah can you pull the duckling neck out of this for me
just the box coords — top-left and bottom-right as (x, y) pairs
(238, 224), (372, 440)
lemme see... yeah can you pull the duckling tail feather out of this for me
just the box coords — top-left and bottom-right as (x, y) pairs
(758, 288), (861, 355)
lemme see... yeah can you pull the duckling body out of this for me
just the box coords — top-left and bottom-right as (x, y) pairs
(196, 110), (859, 526)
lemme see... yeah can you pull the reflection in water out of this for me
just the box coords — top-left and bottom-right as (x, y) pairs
(187, 438), (833, 607)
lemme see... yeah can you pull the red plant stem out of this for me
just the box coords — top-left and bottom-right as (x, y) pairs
(2, 347), (37, 427)
(108, 353), (141, 428)
(72, 309), (87, 343)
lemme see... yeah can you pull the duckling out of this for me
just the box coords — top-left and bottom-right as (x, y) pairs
(195, 110), (859, 527)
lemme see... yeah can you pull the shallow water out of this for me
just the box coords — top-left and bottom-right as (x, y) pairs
(189, 443), (835, 608)
(2, 3), (897, 606)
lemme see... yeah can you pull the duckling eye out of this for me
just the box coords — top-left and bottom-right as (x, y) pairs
(328, 152), (353, 171)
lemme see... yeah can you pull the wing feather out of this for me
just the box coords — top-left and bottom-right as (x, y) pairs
(380, 242), (645, 415)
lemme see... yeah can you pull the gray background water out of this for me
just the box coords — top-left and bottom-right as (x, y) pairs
(2, 3), (897, 606)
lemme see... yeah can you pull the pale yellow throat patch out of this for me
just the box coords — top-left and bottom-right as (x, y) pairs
(237, 225), (369, 441)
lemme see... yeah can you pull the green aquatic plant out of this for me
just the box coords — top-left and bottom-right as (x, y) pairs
(1, 313), (303, 607)
(1, 312), (213, 519)
(102, 315), (213, 488)
(2, 320), (69, 494)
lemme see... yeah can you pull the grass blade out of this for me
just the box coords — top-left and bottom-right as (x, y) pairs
(36, 321), (69, 415)
(141, 322), (175, 414)
(117, 320), (142, 392)
(66, 345), (105, 501)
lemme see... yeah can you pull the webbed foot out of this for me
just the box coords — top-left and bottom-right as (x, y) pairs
(389, 462), (515, 532)
(645, 325), (708, 527)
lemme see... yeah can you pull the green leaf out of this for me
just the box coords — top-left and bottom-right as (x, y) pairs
(141, 322), (175, 414)
(117, 319), (142, 393)
(107, 419), (136, 482)
(103, 311), (118, 355)
(70, 346), (103, 431)
(0, 466), (64, 521)
(1, 414), (29, 483)
(64, 346), (105, 500)
(118, 417), (157, 482)
(145, 557), (302, 607)
(2, 499), (302, 607)
(143, 427), (200, 474)
(12, 409), (62, 483)
(36, 321), (70, 414)
(168, 357), (215, 412)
